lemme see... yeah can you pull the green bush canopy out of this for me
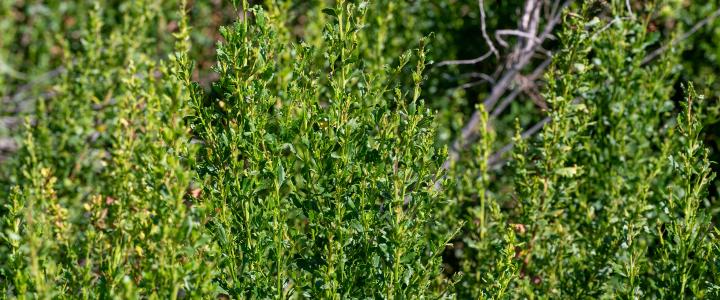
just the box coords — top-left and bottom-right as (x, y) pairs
(2, 0), (720, 298)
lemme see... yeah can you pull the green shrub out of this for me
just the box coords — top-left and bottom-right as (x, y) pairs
(1, 0), (719, 299)
(0, 3), (215, 297)
(441, 2), (720, 297)
(188, 2), (453, 297)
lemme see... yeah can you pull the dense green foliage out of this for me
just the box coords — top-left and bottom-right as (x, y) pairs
(1, 3), (216, 297)
(2, 0), (720, 298)
(190, 2), (452, 296)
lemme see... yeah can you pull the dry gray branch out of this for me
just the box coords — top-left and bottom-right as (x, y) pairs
(440, 1), (570, 174)
(434, 0), (499, 67)
(487, 116), (550, 168)
(476, 7), (720, 171)
(433, 1), (571, 190)
(435, 50), (494, 67)
(491, 57), (551, 117)
(479, 0), (499, 59)
(435, 1), (717, 189)
(642, 7), (720, 65)
(465, 72), (497, 85)
(495, 29), (548, 48)
(458, 79), (492, 90)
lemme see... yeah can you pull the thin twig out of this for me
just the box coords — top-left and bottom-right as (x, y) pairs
(453, 72), (497, 90)
(591, 16), (630, 39)
(457, 79), (492, 90)
(465, 72), (497, 85)
(488, 94), (583, 171)
(487, 116), (550, 167)
(642, 7), (720, 65)
(491, 57), (551, 117)
(435, 50), (494, 67)
(479, 0), (500, 59)
(549, 0), (562, 21)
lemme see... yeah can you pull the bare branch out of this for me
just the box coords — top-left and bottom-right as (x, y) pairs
(432, 1), (571, 191)
(487, 96), (581, 170)
(435, 50), (494, 67)
(458, 79), (492, 90)
(441, 1), (570, 169)
(465, 72), (497, 85)
(491, 88), (523, 118)
(549, 0), (562, 20)
(452, 72), (496, 90)
(642, 7), (720, 65)
(520, 0), (542, 52)
(591, 16), (630, 39)
(479, 0), (500, 59)
(487, 116), (550, 167)
(491, 57), (551, 117)
(495, 29), (549, 48)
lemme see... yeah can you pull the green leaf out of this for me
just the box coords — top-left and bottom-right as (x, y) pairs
(556, 165), (580, 178)
(322, 8), (337, 18)
(276, 161), (285, 187)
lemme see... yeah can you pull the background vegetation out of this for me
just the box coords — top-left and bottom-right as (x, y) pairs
(2, 0), (720, 298)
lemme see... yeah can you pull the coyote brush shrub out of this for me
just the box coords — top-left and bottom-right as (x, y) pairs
(1, 0), (720, 298)
(188, 2), (452, 297)
(442, 2), (720, 298)
(0, 3), (215, 298)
